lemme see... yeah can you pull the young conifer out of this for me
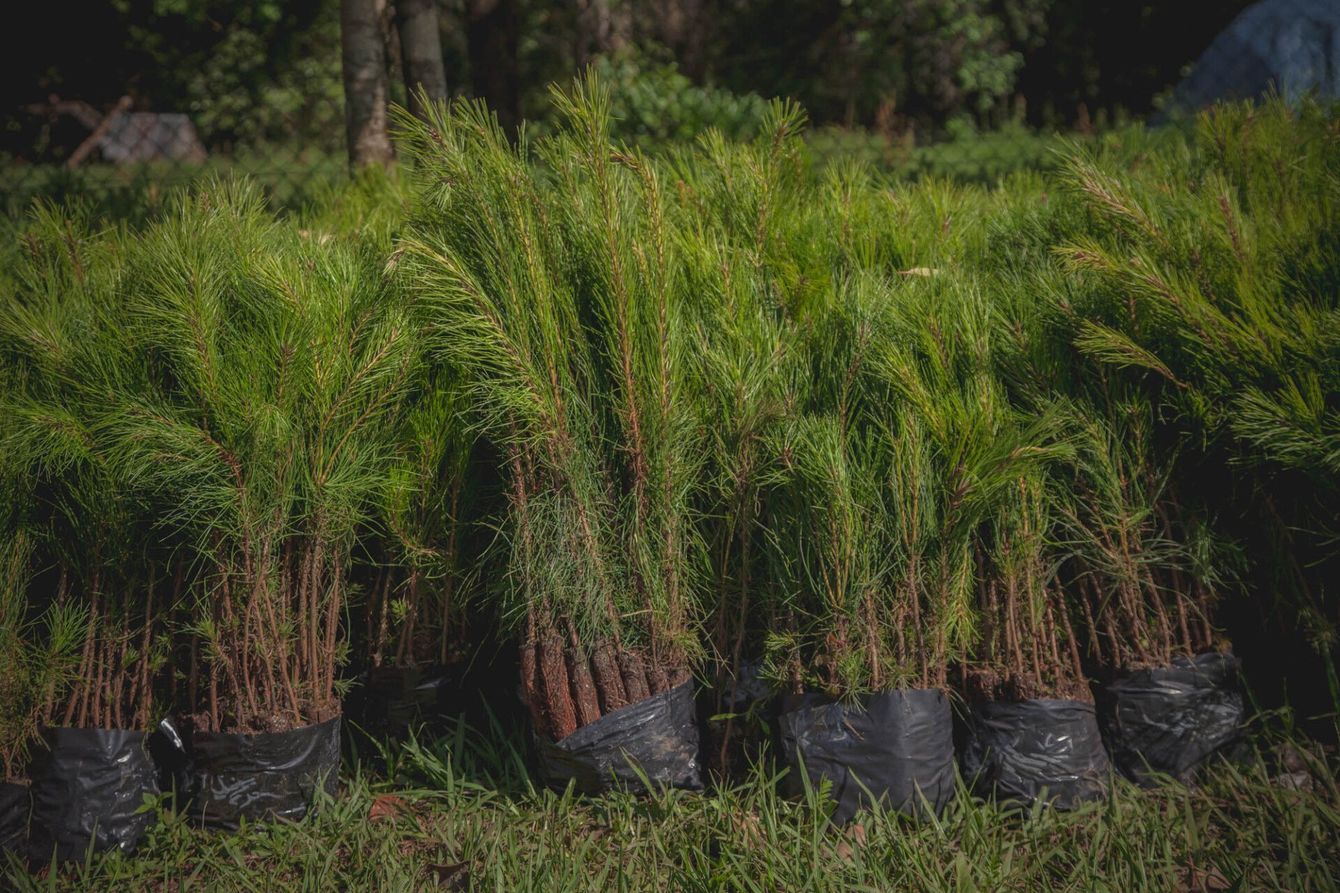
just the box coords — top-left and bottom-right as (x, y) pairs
(396, 78), (707, 739)
(1, 205), (166, 733)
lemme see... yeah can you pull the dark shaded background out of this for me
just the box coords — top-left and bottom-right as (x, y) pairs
(2, 0), (1253, 161)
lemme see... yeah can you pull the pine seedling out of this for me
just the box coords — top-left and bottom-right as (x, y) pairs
(965, 470), (1090, 702)
(1, 203), (168, 732)
(1059, 399), (1222, 670)
(396, 76), (709, 740)
(0, 527), (85, 780)
(90, 180), (418, 732)
(368, 372), (476, 670)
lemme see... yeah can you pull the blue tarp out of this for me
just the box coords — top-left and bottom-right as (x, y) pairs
(1174, 0), (1339, 108)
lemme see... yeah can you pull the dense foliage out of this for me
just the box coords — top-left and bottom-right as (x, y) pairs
(1, 93), (1337, 768)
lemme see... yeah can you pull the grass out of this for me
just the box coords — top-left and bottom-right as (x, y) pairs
(5, 714), (1337, 892)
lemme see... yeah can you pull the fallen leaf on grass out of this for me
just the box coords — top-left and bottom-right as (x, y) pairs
(834, 822), (867, 861)
(730, 810), (765, 849)
(369, 793), (411, 822)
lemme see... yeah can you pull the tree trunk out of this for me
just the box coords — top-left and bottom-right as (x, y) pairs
(396, 0), (448, 119)
(575, 0), (632, 68)
(652, 0), (709, 79)
(466, 0), (520, 131)
(342, 0), (395, 168)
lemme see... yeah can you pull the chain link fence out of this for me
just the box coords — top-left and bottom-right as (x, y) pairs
(3, 62), (348, 224)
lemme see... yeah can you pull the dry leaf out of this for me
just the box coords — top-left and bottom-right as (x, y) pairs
(369, 793), (410, 822)
(847, 823), (867, 847)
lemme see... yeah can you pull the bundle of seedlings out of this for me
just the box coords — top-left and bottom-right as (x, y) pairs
(1, 207), (172, 861)
(90, 181), (419, 828)
(1045, 101), (1340, 771)
(1061, 402), (1243, 783)
(868, 271), (1104, 810)
(763, 412), (958, 823)
(959, 469), (1111, 808)
(664, 105), (814, 775)
(757, 271), (985, 823)
(396, 81), (707, 792)
(359, 375), (477, 736)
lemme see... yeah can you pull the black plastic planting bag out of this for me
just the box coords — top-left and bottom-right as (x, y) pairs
(28, 727), (159, 862)
(1096, 652), (1245, 785)
(537, 682), (703, 795)
(961, 699), (1109, 809)
(779, 688), (954, 824)
(188, 716), (340, 830)
(0, 781), (28, 857)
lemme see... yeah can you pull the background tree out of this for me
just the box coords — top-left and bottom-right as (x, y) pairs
(396, 0), (449, 120)
(466, 0), (522, 130)
(342, 0), (395, 167)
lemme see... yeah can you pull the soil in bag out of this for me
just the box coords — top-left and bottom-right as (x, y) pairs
(0, 781), (29, 858)
(28, 727), (159, 863)
(1095, 651), (1245, 785)
(187, 715), (341, 831)
(537, 682), (703, 795)
(779, 688), (955, 824)
(960, 698), (1109, 810)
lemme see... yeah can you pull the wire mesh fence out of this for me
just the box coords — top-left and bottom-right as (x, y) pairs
(0, 86), (1085, 226)
(2, 65), (349, 223)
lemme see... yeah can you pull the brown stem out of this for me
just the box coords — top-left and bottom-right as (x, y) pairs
(373, 568), (392, 668)
(1043, 596), (1064, 686)
(209, 661), (220, 732)
(620, 648), (651, 704)
(396, 570), (420, 667)
(1004, 574), (1026, 681)
(907, 559), (928, 688)
(566, 631), (601, 729)
(539, 634), (578, 741)
(591, 640), (628, 714)
(1144, 576), (1176, 665)
(111, 624), (127, 729)
(130, 568), (155, 729)
(1059, 590), (1087, 686)
(67, 574), (101, 727)
(189, 630), (200, 720)
(257, 553), (302, 725)
(322, 551), (344, 718)
(1077, 572), (1103, 663)
(237, 572), (259, 724)
(520, 635), (548, 740)
(440, 477), (462, 666)
(93, 626), (110, 728)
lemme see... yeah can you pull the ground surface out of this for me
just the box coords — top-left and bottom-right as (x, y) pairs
(4, 719), (1337, 892)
